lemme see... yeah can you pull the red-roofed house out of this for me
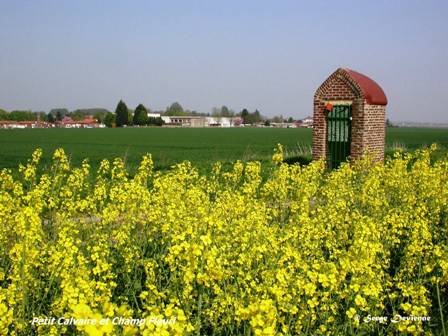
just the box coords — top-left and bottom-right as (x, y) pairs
(0, 120), (52, 129)
(58, 116), (101, 128)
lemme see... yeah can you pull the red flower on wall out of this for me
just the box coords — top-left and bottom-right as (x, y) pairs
(325, 103), (333, 111)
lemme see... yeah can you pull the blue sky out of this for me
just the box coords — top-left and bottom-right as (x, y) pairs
(0, 0), (447, 122)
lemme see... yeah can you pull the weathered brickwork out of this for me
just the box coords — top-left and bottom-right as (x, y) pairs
(312, 68), (387, 164)
(363, 104), (386, 161)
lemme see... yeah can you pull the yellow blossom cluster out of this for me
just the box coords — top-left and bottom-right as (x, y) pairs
(0, 145), (447, 335)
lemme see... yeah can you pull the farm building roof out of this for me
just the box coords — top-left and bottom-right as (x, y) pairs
(344, 68), (388, 106)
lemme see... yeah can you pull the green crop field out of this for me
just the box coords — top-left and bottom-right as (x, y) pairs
(0, 127), (446, 174)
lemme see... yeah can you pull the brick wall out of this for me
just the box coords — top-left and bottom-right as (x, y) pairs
(312, 68), (386, 164)
(363, 104), (386, 161)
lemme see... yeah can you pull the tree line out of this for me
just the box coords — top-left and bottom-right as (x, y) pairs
(111, 101), (164, 127)
(0, 101), (300, 127)
(0, 108), (110, 123)
(0, 109), (43, 122)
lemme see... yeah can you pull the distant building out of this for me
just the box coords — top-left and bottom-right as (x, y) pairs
(161, 116), (241, 127)
(0, 120), (52, 129)
(57, 116), (102, 128)
(206, 117), (240, 127)
(299, 116), (313, 128)
(270, 122), (297, 128)
(162, 116), (206, 127)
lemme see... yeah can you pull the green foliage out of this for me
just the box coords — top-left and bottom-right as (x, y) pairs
(133, 104), (148, 126)
(0, 109), (9, 120)
(70, 110), (85, 121)
(221, 105), (231, 117)
(93, 111), (107, 123)
(0, 127), (446, 177)
(241, 109), (249, 124)
(0, 128), (313, 174)
(1, 147), (447, 335)
(7, 111), (38, 121)
(268, 115), (295, 124)
(386, 118), (397, 127)
(165, 102), (186, 116)
(56, 111), (63, 121)
(50, 108), (68, 121)
(189, 110), (209, 116)
(73, 108), (109, 115)
(147, 117), (164, 126)
(115, 100), (129, 127)
(46, 113), (55, 123)
(270, 115), (284, 123)
(240, 108), (262, 124)
(68, 109), (110, 123)
(212, 106), (235, 118)
(104, 112), (115, 128)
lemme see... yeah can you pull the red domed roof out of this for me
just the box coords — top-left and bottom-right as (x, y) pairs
(345, 69), (387, 105)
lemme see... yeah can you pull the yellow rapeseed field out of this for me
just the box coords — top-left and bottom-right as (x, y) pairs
(0, 145), (447, 335)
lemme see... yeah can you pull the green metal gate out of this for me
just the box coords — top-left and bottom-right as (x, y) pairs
(326, 105), (352, 169)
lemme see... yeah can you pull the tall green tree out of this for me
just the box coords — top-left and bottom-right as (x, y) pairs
(93, 110), (107, 124)
(386, 118), (395, 127)
(165, 102), (185, 116)
(128, 110), (134, 126)
(0, 109), (9, 120)
(133, 104), (148, 126)
(70, 110), (85, 121)
(104, 112), (116, 128)
(115, 100), (129, 127)
(271, 115), (284, 123)
(253, 109), (262, 123)
(56, 111), (63, 121)
(211, 106), (235, 117)
(50, 108), (68, 121)
(221, 105), (233, 117)
(47, 113), (55, 123)
(241, 109), (249, 124)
